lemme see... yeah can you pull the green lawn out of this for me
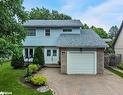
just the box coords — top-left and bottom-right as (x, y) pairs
(117, 63), (123, 69)
(0, 62), (52, 95)
(106, 66), (123, 78)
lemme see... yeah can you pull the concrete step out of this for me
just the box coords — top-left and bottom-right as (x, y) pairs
(45, 64), (60, 68)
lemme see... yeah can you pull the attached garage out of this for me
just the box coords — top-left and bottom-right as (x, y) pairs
(67, 51), (97, 74)
(58, 29), (107, 74)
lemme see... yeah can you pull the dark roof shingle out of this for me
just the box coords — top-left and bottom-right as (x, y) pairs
(57, 29), (108, 48)
(23, 20), (82, 27)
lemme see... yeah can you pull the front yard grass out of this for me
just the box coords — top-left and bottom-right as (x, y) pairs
(106, 66), (123, 78)
(117, 63), (123, 70)
(0, 62), (52, 95)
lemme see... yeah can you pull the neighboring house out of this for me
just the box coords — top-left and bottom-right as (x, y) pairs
(22, 20), (107, 74)
(113, 21), (123, 62)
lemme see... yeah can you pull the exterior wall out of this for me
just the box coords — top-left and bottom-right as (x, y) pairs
(60, 48), (67, 73)
(115, 28), (123, 48)
(114, 28), (123, 62)
(23, 27), (80, 46)
(97, 48), (104, 74)
(115, 49), (123, 62)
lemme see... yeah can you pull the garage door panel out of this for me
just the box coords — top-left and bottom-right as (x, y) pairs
(67, 51), (96, 74)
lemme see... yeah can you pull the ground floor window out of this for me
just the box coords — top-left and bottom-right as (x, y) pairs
(47, 50), (51, 56)
(24, 48), (34, 58)
(53, 50), (57, 56)
(25, 48), (28, 58)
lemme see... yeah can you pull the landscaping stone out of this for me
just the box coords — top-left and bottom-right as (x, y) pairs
(37, 86), (50, 93)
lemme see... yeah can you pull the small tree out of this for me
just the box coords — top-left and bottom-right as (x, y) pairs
(33, 47), (44, 67)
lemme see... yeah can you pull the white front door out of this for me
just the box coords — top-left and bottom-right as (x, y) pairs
(44, 47), (59, 64)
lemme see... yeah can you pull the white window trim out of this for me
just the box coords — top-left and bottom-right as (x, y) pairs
(24, 48), (34, 59)
(44, 28), (50, 36)
(27, 29), (36, 36)
(63, 28), (72, 32)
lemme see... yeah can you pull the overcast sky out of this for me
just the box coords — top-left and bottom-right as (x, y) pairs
(23, 0), (123, 32)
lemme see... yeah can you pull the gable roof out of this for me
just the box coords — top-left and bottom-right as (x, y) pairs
(57, 29), (108, 48)
(112, 21), (123, 48)
(23, 20), (82, 27)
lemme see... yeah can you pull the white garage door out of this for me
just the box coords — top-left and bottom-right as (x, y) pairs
(67, 51), (97, 74)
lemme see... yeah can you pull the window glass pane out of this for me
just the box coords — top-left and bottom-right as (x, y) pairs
(53, 50), (57, 56)
(28, 29), (36, 36)
(29, 49), (33, 58)
(45, 29), (50, 36)
(47, 50), (51, 56)
(25, 48), (28, 58)
(63, 29), (72, 32)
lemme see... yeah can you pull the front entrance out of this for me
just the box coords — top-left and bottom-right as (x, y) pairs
(44, 47), (59, 64)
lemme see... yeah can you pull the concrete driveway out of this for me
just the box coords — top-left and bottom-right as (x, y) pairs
(37, 68), (123, 95)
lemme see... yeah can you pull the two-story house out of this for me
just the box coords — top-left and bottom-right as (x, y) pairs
(23, 20), (107, 74)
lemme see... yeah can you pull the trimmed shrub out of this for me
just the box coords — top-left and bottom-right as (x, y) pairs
(28, 64), (38, 73)
(11, 54), (24, 69)
(31, 75), (47, 86)
(33, 47), (44, 67)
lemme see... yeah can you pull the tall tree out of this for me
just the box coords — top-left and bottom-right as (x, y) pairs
(29, 7), (50, 20)
(29, 7), (72, 20)
(81, 24), (89, 29)
(81, 23), (109, 38)
(108, 25), (118, 39)
(91, 26), (109, 38)
(0, 0), (28, 62)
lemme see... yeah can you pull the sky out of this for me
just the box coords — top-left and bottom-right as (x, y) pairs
(23, 0), (123, 32)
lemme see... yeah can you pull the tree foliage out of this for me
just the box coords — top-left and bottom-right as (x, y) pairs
(108, 25), (118, 39)
(91, 26), (109, 38)
(29, 7), (72, 20)
(81, 24), (109, 38)
(11, 53), (24, 69)
(81, 24), (89, 29)
(0, 0), (28, 61)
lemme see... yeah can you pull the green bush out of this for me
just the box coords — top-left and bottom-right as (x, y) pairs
(25, 76), (32, 83)
(31, 75), (47, 86)
(117, 63), (123, 69)
(11, 54), (24, 69)
(33, 47), (44, 67)
(28, 64), (38, 73)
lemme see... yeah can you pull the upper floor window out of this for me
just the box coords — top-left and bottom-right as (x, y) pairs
(45, 28), (50, 36)
(63, 28), (72, 32)
(28, 29), (36, 36)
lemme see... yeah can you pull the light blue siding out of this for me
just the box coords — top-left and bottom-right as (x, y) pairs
(23, 27), (80, 46)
